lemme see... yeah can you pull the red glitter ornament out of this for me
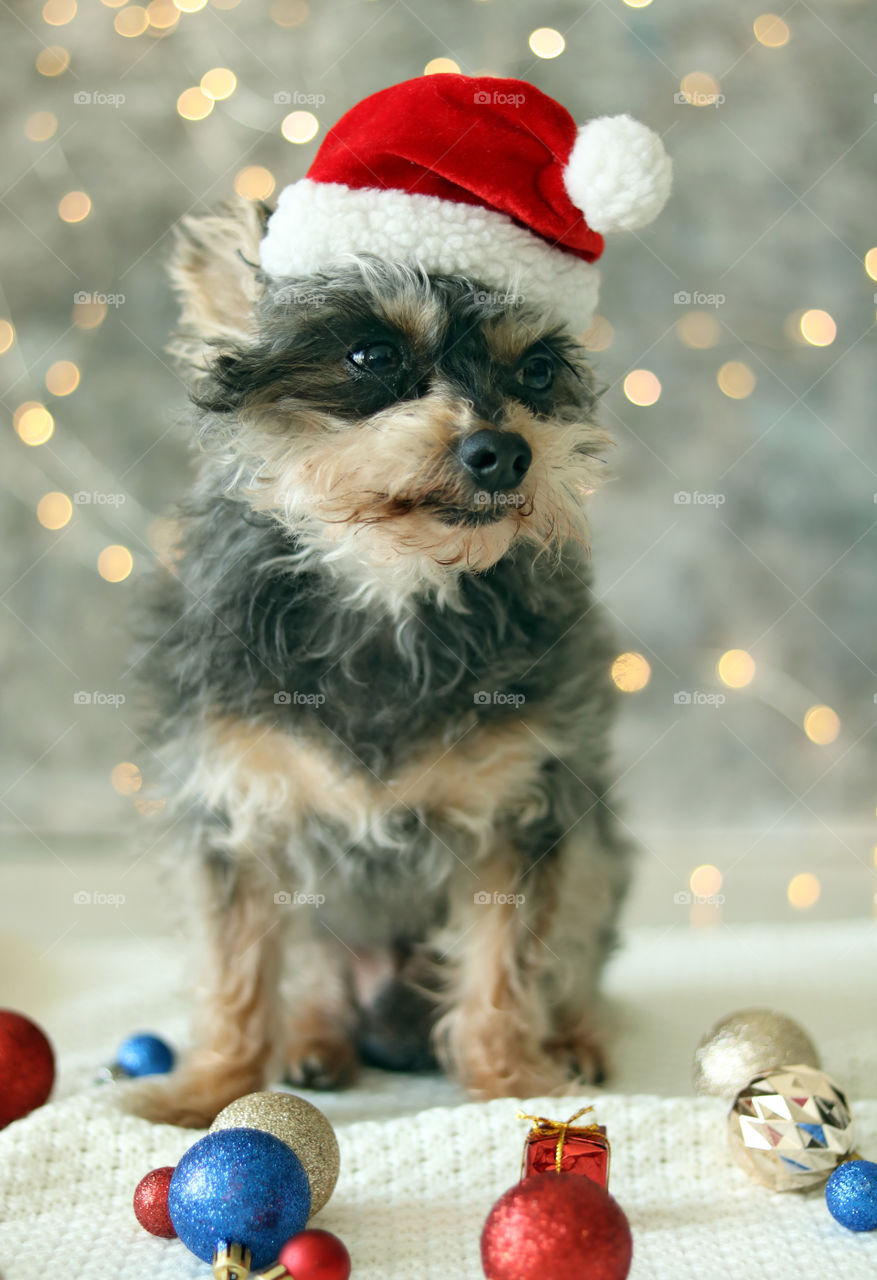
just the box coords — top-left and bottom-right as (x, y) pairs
(0, 1009), (55, 1130)
(133, 1166), (177, 1239)
(278, 1228), (351, 1280)
(481, 1173), (632, 1280)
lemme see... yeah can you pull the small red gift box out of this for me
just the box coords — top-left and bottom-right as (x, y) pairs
(517, 1106), (611, 1189)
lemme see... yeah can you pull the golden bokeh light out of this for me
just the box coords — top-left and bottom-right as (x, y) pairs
(679, 71), (721, 107)
(16, 406), (55, 446)
(788, 872), (820, 910)
(581, 315), (614, 352)
(177, 87), (214, 121)
(45, 360), (81, 396)
(234, 166), (276, 200)
(803, 704), (840, 745)
(424, 57), (461, 75)
(611, 651), (651, 693)
(114, 5), (148, 35)
(622, 0), (653, 6)
(865, 248), (877, 281)
(800, 309), (836, 346)
(753, 13), (790, 47)
(281, 110), (319, 143)
(717, 360), (756, 399)
(690, 864), (723, 897)
(36, 46), (70, 76)
(0, 321), (14, 354)
(37, 491), (73, 530)
(14, 401), (42, 429)
(111, 762), (142, 795)
(717, 649), (756, 689)
(73, 297), (107, 330)
(676, 311), (720, 349)
(270, 0), (308, 25)
(25, 111), (59, 141)
(101, 0), (128, 7)
(43, 0), (77, 23)
(174, 0), (207, 10)
(58, 191), (92, 222)
(98, 544), (134, 582)
(529, 27), (565, 58)
(146, 0), (179, 29)
(200, 67), (237, 99)
(623, 369), (661, 406)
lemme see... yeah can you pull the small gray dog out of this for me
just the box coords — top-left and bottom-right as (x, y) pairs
(129, 74), (671, 1126)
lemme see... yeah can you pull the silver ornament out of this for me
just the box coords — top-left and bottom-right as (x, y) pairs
(728, 1063), (855, 1191)
(210, 1090), (340, 1215)
(693, 1008), (820, 1097)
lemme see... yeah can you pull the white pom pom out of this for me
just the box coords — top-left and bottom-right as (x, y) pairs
(563, 114), (672, 234)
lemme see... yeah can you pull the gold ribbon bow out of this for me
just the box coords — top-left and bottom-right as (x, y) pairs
(516, 1105), (610, 1176)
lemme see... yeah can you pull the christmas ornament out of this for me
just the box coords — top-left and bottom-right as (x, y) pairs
(260, 75), (672, 337)
(693, 1008), (820, 1097)
(481, 1173), (632, 1280)
(210, 1091), (340, 1216)
(517, 1106), (610, 1187)
(727, 1063), (855, 1191)
(0, 1009), (55, 1129)
(168, 1128), (311, 1273)
(825, 1160), (877, 1232)
(116, 1032), (175, 1078)
(133, 1166), (177, 1239)
(253, 1228), (351, 1280)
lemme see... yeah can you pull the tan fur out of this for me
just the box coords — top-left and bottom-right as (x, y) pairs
(179, 713), (564, 856)
(122, 858), (282, 1127)
(167, 197), (266, 372)
(434, 848), (570, 1098)
(228, 387), (610, 595)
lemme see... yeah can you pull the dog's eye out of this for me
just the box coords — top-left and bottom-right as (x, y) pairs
(347, 341), (401, 375)
(517, 354), (555, 392)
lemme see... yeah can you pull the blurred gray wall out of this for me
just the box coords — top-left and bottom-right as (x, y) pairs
(1, 0), (875, 846)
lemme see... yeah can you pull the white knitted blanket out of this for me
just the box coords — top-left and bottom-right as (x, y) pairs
(1, 920), (876, 1279)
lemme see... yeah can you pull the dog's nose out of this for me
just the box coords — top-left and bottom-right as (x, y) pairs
(458, 429), (532, 492)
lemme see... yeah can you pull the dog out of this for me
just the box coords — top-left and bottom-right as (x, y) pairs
(125, 75), (670, 1127)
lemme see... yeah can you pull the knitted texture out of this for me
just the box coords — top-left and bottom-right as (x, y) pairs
(1, 1090), (876, 1279)
(1, 921), (875, 1279)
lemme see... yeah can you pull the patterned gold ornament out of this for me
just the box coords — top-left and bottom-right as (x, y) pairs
(210, 1091), (340, 1215)
(727, 1063), (855, 1191)
(693, 1008), (820, 1098)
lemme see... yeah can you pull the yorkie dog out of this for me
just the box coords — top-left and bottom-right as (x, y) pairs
(128, 75), (671, 1126)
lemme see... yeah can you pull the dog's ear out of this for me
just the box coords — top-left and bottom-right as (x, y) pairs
(168, 197), (269, 372)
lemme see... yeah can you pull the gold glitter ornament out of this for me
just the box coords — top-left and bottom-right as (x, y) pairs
(728, 1063), (855, 1191)
(210, 1091), (340, 1215)
(693, 1008), (820, 1098)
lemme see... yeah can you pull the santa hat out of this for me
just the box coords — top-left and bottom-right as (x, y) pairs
(260, 74), (672, 335)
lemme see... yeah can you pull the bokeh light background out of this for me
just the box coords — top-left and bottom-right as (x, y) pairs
(3, 0), (876, 927)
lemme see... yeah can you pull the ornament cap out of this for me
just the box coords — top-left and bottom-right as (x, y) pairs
(213, 1242), (252, 1280)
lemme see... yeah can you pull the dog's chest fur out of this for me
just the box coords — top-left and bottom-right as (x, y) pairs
(143, 496), (613, 939)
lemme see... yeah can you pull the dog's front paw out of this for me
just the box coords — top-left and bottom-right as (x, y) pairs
(285, 1029), (358, 1091)
(544, 1028), (609, 1088)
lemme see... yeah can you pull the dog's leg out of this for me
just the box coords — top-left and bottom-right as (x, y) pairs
(539, 799), (633, 1084)
(435, 846), (569, 1099)
(282, 932), (359, 1089)
(122, 848), (282, 1127)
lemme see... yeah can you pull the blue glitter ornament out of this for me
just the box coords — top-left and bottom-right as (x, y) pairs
(168, 1128), (311, 1269)
(117, 1033), (175, 1078)
(825, 1160), (877, 1232)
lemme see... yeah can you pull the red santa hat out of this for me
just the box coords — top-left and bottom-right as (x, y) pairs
(260, 74), (672, 334)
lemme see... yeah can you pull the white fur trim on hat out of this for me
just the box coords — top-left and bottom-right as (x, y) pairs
(563, 114), (672, 234)
(259, 179), (601, 335)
